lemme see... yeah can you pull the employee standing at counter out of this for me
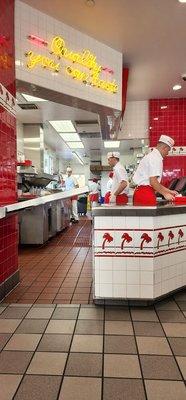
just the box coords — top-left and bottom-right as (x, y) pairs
(133, 135), (178, 206)
(65, 167), (79, 223)
(107, 152), (129, 205)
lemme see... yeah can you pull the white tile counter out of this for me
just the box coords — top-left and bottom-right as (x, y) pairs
(92, 204), (186, 303)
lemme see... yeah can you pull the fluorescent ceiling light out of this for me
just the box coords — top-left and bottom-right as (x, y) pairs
(24, 147), (40, 151)
(173, 84), (182, 91)
(23, 138), (40, 143)
(67, 142), (84, 149)
(49, 120), (76, 132)
(104, 141), (120, 148)
(22, 93), (47, 102)
(73, 152), (84, 165)
(59, 133), (81, 142)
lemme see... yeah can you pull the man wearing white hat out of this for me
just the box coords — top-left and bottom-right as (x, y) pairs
(65, 167), (79, 222)
(133, 135), (178, 206)
(106, 152), (129, 205)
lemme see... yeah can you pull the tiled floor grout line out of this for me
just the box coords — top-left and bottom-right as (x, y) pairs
(129, 307), (148, 400)
(12, 304), (57, 400)
(52, 247), (82, 302)
(69, 248), (90, 303)
(154, 306), (186, 384)
(56, 304), (81, 399)
(101, 305), (105, 400)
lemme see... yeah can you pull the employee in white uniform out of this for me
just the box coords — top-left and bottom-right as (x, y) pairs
(106, 152), (129, 205)
(65, 167), (79, 222)
(133, 135), (178, 206)
(89, 178), (99, 208)
(104, 171), (113, 203)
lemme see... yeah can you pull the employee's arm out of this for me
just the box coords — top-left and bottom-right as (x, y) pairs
(114, 180), (128, 196)
(150, 177), (177, 200)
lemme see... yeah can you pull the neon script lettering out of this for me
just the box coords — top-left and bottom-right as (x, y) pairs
(25, 35), (118, 94)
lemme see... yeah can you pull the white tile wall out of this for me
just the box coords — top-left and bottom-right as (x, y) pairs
(15, 1), (122, 110)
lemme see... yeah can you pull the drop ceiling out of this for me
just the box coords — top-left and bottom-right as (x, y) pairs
(21, 0), (186, 100)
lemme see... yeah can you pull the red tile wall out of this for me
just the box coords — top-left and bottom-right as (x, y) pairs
(0, 0), (18, 290)
(149, 99), (186, 185)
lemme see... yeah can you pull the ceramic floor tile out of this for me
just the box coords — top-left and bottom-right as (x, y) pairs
(0, 351), (33, 374)
(52, 308), (79, 320)
(0, 307), (29, 319)
(75, 319), (104, 335)
(4, 333), (42, 351)
(105, 321), (133, 335)
(140, 355), (182, 380)
(0, 307), (7, 315)
(78, 307), (104, 320)
(46, 319), (76, 334)
(168, 337), (186, 355)
(37, 334), (72, 352)
(71, 334), (103, 353)
(104, 354), (141, 378)
(162, 323), (186, 337)
(105, 307), (131, 321)
(131, 309), (158, 322)
(14, 375), (62, 400)
(177, 301), (186, 311)
(104, 335), (137, 354)
(155, 299), (179, 311)
(26, 352), (67, 375)
(65, 353), (102, 377)
(136, 336), (172, 355)
(145, 380), (186, 400)
(0, 374), (23, 400)
(59, 377), (102, 400)
(133, 321), (165, 336)
(174, 292), (186, 301)
(176, 356), (186, 379)
(15, 319), (49, 334)
(25, 307), (54, 319)
(0, 319), (22, 333)
(0, 333), (11, 351)
(103, 378), (146, 400)
(157, 310), (186, 322)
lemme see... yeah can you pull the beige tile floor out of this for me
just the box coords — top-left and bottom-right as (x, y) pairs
(0, 219), (186, 399)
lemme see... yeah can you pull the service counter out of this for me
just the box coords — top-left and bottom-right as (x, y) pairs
(92, 204), (186, 304)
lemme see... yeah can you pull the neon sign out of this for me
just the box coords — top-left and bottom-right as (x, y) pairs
(25, 35), (118, 94)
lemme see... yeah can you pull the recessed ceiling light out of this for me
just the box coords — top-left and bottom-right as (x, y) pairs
(173, 84), (182, 91)
(59, 133), (81, 142)
(67, 142), (84, 149)
(22, 93), (47, 102)
(49, 120), (76, 132)
(161, 105), (168, 109)
(178, 0), (186, 3)
(104, 141), (120, 148)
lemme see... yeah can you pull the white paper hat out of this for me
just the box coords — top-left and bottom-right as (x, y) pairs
(66, 166), (72, 172)
(107, 151), (120, 159)
(159, 135), (174, 148)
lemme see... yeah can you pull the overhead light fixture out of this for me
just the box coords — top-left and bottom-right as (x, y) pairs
(24, 147), (40, 151)
(104, 141), (120, 148)
(178, 0), (186, 3)
(85, 0), (95, 6)
(67, 142), (84, 149)
(21, 93), (47, 102)
(73, 152), (84, 165)
(173, 84), (182, 91)
(49, 120), (76, 132)
(24, 138), (40, 143)
(59, 133), (81, 142)
(161, 105), (168, 109)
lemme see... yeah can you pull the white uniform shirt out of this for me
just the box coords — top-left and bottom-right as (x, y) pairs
(107, 178), (113, 191)
(133, 149), (163, 186)
(65, 176), (78, 191)
(111, 162), (129, 195)
(89, 181), (99, 194)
